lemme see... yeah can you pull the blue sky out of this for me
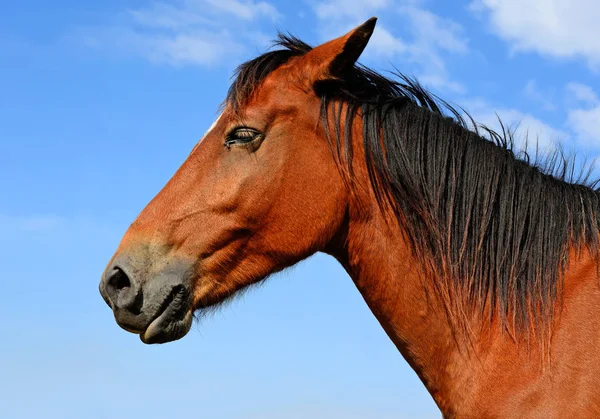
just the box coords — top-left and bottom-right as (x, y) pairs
(2, 0), (600, 417)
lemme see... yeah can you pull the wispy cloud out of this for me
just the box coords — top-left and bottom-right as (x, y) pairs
(312, 1), (577, 151)
(464, 82), (600, 152)
(523, 79), (557, 111)
(0, 214), (67, 233)
(470, 0), (600, 70)
(73, 0), (280, 66)
(566, 84), (600, 147)
(311, 0), (468, 93)
(314, 0), (392, 21)
(568, 106), (600, 147)
(558, 83), (600, 148)
(203, 0), (280, 20)
(566, 82), (600, 106)
(463, 98), (569, 152)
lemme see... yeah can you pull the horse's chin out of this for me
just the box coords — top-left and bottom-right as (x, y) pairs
(140, 309), (194, 344)
(139, 287), (195, 344)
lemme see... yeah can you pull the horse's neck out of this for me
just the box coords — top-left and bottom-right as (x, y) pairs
(328, 210), (461, 411)
(329, 209), (600, 416)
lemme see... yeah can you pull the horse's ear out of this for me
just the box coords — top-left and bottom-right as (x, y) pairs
(303, 17), (377, 82)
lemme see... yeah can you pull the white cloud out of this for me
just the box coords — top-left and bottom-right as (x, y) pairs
(568, 106), (600, 146)
(399, 5), (468, 56)
(75, 0), (279, 66)
(312, 0), (468, 93)
(77, 26), (245, 66)
(418, 74), (465, 95)
(399, 5), (468, 93)
(565, 82), (599, 106)
(561, 83), (600, 147)
(465, 89), (600, 152)
(198, 0), (280, 21)
(471, 0), (600, 69)
(127, 2), (212, 30)
(367, 26), (408, 57)
(458, 82), (600, 150)
(314, 0), (392, 21)
(465, 98), (569, 152)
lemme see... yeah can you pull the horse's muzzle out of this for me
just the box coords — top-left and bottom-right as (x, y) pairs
(99, 252), (195, 344)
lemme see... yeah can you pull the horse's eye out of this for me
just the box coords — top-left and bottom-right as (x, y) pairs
(225, 128), (261, 148)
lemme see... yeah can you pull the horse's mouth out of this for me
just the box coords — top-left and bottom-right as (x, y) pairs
(139, 285), (194, 344)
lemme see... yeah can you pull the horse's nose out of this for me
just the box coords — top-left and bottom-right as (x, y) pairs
(99, 263), (142, 313)
(100, 250), (195, 342)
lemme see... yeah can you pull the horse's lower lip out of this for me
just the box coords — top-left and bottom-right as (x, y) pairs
(140, 286), (193, 344)
(121, 324), (146, 334)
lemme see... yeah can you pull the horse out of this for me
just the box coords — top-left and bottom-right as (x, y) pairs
(99, 18), (600, 417)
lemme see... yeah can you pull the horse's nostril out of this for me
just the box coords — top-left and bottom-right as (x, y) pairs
(101, 265), (141, 312)
(108, 267), (131, 292)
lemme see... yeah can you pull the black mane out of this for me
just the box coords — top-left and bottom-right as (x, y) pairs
(227, 33), (600, 333)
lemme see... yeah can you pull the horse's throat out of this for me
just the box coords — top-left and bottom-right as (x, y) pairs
(327, 215), (467, 413)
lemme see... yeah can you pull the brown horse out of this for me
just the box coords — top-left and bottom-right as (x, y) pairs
(100, 18), (600, 417)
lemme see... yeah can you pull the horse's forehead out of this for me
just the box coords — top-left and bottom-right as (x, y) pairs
(252, 73), (310, 112)
(257, 62), (305, 96)
(228, 60), (313, 116)
(189, 111), (224, 154)
(204, 112), (223, 136)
